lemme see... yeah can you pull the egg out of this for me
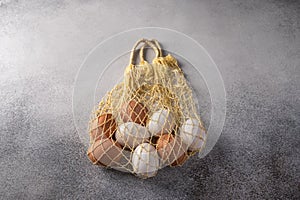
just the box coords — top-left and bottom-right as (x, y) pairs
(132, 143), (160, 178)
(98, 113), (117, 139)
(156, 133), (188, 165)
(170, 152), (189, 166)
(120, 100), (148, 125)
(89, 119), (104, 141)
(87, 138), (122, 167)
(180, 118), (206, 151)
(147, 108), (175, 136)
(115, 122), (150, 149)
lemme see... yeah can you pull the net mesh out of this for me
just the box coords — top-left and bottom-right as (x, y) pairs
(87, 39), (207, 178)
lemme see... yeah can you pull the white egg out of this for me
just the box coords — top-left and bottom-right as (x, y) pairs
(115, 122), (150, 149)
(132, 143), (160, 178)
(147, 109), (175, 136)
(180, 118), (206, 151)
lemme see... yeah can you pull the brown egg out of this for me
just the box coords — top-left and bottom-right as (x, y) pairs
(98, 113), (117, 139)
(170, 152), (189, 166)
(87, 138), (123, 167)
(120, 100), (148, 126)
(156, 133), (188, 165)
(89, 119), (105, 141)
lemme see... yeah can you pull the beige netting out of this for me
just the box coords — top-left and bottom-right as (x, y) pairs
(87, 39), (207, 178)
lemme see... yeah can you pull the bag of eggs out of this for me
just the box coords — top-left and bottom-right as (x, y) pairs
(87, 39), (207, 178)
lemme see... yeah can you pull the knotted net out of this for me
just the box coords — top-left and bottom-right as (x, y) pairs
(87, 39), (207, 178)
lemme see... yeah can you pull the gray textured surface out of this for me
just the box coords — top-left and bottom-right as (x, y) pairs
(0, 0), (299, 199)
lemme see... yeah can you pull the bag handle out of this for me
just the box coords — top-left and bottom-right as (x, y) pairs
(139, 39), (163, 63)
(129, 39), (160, 66)
(152, 39), (162, 57)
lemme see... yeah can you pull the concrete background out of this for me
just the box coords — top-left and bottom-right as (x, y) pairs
(0, 0), (299, 199)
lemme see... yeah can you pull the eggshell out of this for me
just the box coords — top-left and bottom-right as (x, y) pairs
(170, 152), (189, 166)
(147, 109), (175, 136)
(120, 100), (148, 125)
(98, 113), (117, 139)
(132, 143), (160, 178)
(115, 122), (150, 149)
(180, 118), (206, 151)
(89, 119), (104, 140)
(156, 134), (188, 165)
(87, 138), (122, 167)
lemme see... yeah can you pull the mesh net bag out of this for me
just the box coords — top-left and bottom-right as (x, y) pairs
(87, 39), (207, 178)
